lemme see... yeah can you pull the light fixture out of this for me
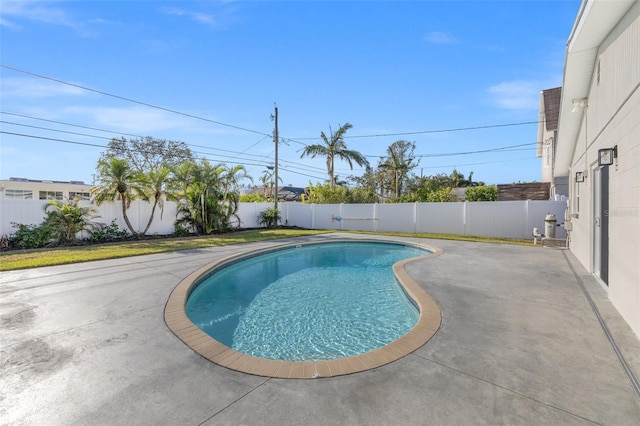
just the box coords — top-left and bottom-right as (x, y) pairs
(598, 145), (617, 166)
(575, 171), (584, 183)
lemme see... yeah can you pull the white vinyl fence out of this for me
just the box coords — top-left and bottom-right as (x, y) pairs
(0, 199), (567, 240)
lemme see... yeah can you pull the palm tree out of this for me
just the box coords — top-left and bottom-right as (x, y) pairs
(174, 160), (248, 234)
(219, 164), (252, 228)
(169, 161), (195, 198)
(259, 168), (282, 199)
(44, 197), (100, 244)
(300, 123), (369, 188)
(378, 140), (419, 198)
(137, 165), (176, 236)
(92, 157), (141, 236)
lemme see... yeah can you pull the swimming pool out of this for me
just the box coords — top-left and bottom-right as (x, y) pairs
(164, 238), (442, 378)
(186, 242), (424, 361)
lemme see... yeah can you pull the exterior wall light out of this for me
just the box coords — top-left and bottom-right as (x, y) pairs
(575, 171), (585, 182)
(598, 145), (617, 167)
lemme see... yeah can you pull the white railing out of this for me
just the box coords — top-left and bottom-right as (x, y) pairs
(0, 199), (567, 240)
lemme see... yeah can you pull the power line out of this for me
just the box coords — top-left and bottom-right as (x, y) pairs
(419, 156), (538, 169)
(0, 64), (271, 137)
(415, 142), (537, 158)
(1, 66), (544, 148)
(1, 121), (114, 141)
(289, 121), (542, 141)
(1, 111), (146, 139)
(1, 116), (330, 174)
(0, 130), (327, 181)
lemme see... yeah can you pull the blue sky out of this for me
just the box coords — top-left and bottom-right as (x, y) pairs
(1, 0), (580, 188)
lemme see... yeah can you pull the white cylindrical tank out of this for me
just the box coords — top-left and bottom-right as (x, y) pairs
(545, 213), (557, 238)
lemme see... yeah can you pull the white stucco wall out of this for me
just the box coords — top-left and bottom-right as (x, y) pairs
(568, 2), (640, 337)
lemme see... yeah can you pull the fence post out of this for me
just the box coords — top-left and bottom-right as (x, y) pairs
(463, 201), (468, 235)
(373, 203), (378, 232)
(340, 203), (344, 230)
(525, 199), (530, 237)
(414, 202), (418, 234)
(311, 204), (315, 229)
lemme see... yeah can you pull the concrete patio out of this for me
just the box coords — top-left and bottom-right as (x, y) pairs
(1, 233), (639, 425)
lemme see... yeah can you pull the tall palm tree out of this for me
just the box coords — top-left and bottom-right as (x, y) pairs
(137, 165), (176, 236)
(300, 123), (369, 188)
(378, 140), (419, 198)
(91, 157), (141, 236)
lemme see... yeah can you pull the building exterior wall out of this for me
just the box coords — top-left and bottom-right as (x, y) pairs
(537, 88), (562, 189)
(567, 2), (640, 337)
(0, 179), (93, 201)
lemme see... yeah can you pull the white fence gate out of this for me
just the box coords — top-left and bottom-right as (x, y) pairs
(0, 199), (568, 240)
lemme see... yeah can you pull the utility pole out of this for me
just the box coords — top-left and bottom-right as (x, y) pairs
(273, 104), (279, 211)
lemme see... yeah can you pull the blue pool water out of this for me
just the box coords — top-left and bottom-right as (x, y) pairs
(186, 242), (428, 361)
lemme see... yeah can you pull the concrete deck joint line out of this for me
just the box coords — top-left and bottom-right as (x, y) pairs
(562, 251), (640, 400)
(416, 354), (603, 425)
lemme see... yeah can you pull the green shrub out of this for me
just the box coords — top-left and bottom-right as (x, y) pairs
(87, 220), (129, 243)
(10, 222), (55, 249)
(258, 207), (281, 229)
(465, 185), (498, 201)
(173, 223), (191, 237)
(239, 193), (267, 202)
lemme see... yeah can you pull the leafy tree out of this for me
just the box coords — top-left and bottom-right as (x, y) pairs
(100, 136), (193, 173)
(92, 157), (142, 236)
(378, 140), (419, 199)
(302, 182), (377, 204)
(239, 193), (267, 202)
(44, 198), (101, 244)
(465, 185), (498, 201)
(300, 123), (369, 188)
(418, 187), (457, 202)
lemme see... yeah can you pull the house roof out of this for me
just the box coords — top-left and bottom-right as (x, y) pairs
(554, 0), (637, 176)
(542, 87), (562, 132)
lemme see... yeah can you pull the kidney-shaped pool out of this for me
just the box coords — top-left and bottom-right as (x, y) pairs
(164, 239), (442, 379)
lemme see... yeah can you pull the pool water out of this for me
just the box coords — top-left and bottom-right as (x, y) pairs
(186, 242), (428, 361)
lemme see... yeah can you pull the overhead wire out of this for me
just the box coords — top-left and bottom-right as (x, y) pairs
(2, 65), (546, 183)
(0, 130), (328, 181)
(288, 121), (542, 141)
(1, 66), (544, 144)
(1, 114), (331, 175)
(0, 64), (272, 137)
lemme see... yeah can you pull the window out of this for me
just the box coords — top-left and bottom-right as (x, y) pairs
(69, 191), (91, 201)
(39, 191), (63, 200)
(5, 189), (33, 199)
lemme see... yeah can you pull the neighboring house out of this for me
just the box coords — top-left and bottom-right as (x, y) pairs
(248, 186), (307, 202)
(277, 186), (306, 202)
(537, 87), (566, 198)
(555, 0), (640, 337)
(0, 177), (93, 201)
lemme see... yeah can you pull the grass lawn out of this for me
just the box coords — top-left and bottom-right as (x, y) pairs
(0, 229), (534, 271)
